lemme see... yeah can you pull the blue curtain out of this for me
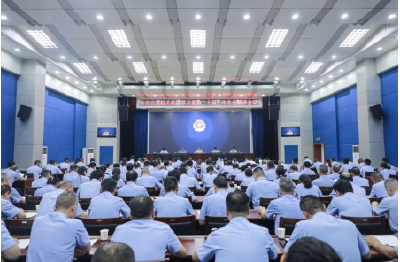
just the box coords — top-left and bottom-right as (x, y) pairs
(251, 109), (264, 158)
(134, 110), (148, 158)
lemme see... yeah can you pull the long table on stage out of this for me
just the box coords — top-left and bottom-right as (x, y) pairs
(144, 153), (255, 161)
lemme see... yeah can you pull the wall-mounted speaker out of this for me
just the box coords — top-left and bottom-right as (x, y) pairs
(118, 105), (129, 121)
(17, 105), (32, 121)
(369, 104), (385, 120)
(269, 104), (280, 121)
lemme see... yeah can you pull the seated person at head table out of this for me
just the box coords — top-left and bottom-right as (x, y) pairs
(160, 148), (168, 153)
(178, 147), (187, 153)
(88, 179), (130, 219)
(273, 167), (296, 187)
(34, 172), (58, 197)
(59, 158), (71, 173)
(312, 165), (335, 187)
(32, 169), (52, 188)
(27, 160), (43, 180)
(329, 173), (366, 198)
(111, 196), (187, 260)
(195, 146), (204, 153)
(154, 176), (194, 217)
(382, 157), (396, 171)
(179, 167), (203, 191)
(326, 180), (373, 218)
(245, 167), (279, 210)
(287, 165), (301, 180)
(1, 173), (25, 204)
(91, 242), (136, 262)
(360, 158), (374, 177)
(229, 147), (238, 153)
(380, 162), (396, 180)
(36, 181), (87, 218)
(285, 237), (342, 262)
(150, 161), (167, 182)
(372, 178), (398, 235)
(193, 190), (277, 262)
(264, 161), (277, 181)
(294, 174), (323, 198)
(349, 167), (369, 187)
(27, 191), (91, 262)
(45, 159), (63, 175)
(159, 170), (197, 203)
(136, 168), (162, 189)
(301, 161), (316, 175)
(370, 172), (389, 198)
(78, 170), (104, 198)
(364, 235), (398, 259)
(327, 164), (341, 180)
(240, 168), (255, 186)
(211, 147), (220, 153)
(111, 167), (126, 188)
(302, 156), (313, 165)
(282, 195), (371, 262)
(259, 177), (304, 235)
(1, 185), (26, 221)
(1, 220), (21, 261)
(118, 171), (149, 197)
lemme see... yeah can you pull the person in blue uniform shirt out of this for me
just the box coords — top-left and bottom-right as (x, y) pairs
(86, 162), (96, 177)
(111, 195), (187, 260)
(259, 177), (304, 235)
(34, 172), (58, 197)
(240, 168), (255, 186)
(370, 172), (389, 198)
(312, 165), (335, 187)
(220, 160), (234, 174)
(159, 170), (198, 203)
(186, 160), (199, 179)
(203, 170), (218, 188)
(246, 167), (279, 209)
(179, 167), (202, 191)
(282, 195), (371, 262)
(264, 161), (277, 180)
(8, 165), (25, 184)
(118, 171), (149, 197)
(287, 165), (301, 180)
(133, 162), (142, 177)
(88, 179), (130, 219)
(329, 173), (366, 198)
(165, 160), (173, 172)
(229, 147), (238, 153)
(75, 158), (88, 168)
(273, 167), (296, 187)
(311, 158), (323, 171)
(193, 190), (277, 262)
(327, 164), (341, 180)
(302, 156), (313, 165)
(301, 161), (316, 175)
(338, 158), (352, 173)
(44, 159), (63, 175)
(59, 158), (71, 173)
(199, 175), (230, 226)
(1, 173), (25, 204)
(127, 155), (135, 165)
(349, 167), (369, 186)
(32, 170), (51, 188)
(78, 170), (103, 198)
(27, 191), (91, 262)
(150, 161), (167, 182)
(326, 180), (373, 218)
(226, 163), (241, 179)
(372, 178), (398, 235)
(1, 220), (20, 261)
(294, 174), (323, 198)
(154, 176), (194, 217)
(63, 164), (79, 183)
(380, 163), (396, 180)
(382, 157), (396, 171)
(26, 160), (43, 180)
(71, 166), (90, 188)
(357, 158), (365, 170)
(234, 165), (247, 181)
(178, 147), (187, 153)
(160, 148), (168, 153)
(111, 167), (126, 188)
(360, 158), (374, 177)
(136, 168), (162, 188)
(286, 237), (342, 262)
(1, 185), (26, 221)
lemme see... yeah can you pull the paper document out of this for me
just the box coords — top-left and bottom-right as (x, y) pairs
(26, 212), (36, 219)
(196, 211), (201, 217)
(374, 235), (398, 247)
(18, 239), (30, 249)
(90, 239), (98, 246)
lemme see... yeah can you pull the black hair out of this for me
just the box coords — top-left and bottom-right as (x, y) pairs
(213, 175), (228, 188)
(126, 171), (138, 182)
(129, 195), (153, 219)
(91, 242), (136, 262)
(47, 174), (59, 185)
(1, 184), (11, 195)
(179, 167), (187, 174)
(187, 160), (193, 166)
(299, 174), (312, 189)
(240, 165), (247, 172)
(113, 163), (121, 168)
(90, 170), (104, 181)
(206, 166), (214, 173)
(382, 157), (389, 163)
(244, 168), (253, 177)
(267, 161), (275, 168)
(34, 160), (41, 165)
(49, 160), (56, 165)
(333, 180), (353, 195)
(233, 163), (239, 169)
(343, 158), (350, 164)
(143, 161), (150, 167)
(227, 160), (232, 166)
(299, 195), (324, 215)
(226, 190), (249, 214)
(164, 160), (169, 166)
(88, 162), (96, 168)
(380, 163), (389, 169)
(325, 158), (332, 167)
(164, 176), (178, 192)
(127, 163), (134, 171)
(349, 167), (360, 176)
(104, 162), (111, 168)
(112, 167), (121, 175)
(292, 158), (298, 164)
(286, 237), (341, 262)
(167, 170), (181, 181)
(276, 167), (285, 177)
(364, 159), (371, 165)
(304, 161), (311, 168)
(101, 178), (117, 193)
(70, 164), (78, 172)
(339, 173), (353, 181)
(290, 165), (298, 171)
(40, 170), (51, 179)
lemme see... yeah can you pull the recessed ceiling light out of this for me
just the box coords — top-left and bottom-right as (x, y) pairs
(55, 71), (59, 74)
(197, 94), (200, 97)
(340, 69), (343, 72)
(196, 56), (201, 59)
(193, 62), (204, 73)
(60, 56), (65, 59)
(66, 76), (69, 79)
(341, 14), (348, 19)
(75, 81), (79, 84)
(162, 55), (166, 59)
(339, 29), (369, 47)
(196, 77), (200, 80)
(218, 94), (221, 96)
(292, 14), (299, 19)
(73, 63), (92, 74)
(1, 15), (7, 20)
(275, 77), (280, 80)
(93, 56), (98, 59)
(14, 48), (20, 52)
(312, 85), (315, 88)
(388, 14), (396, 19)
(305, 62), (324, 73)
(243, 15), (250, 20)
(27, 30), (57, 48)
(132, 62), (147, 74)
(190, 30), (206, 48)
(175, 95), (178, 97)
(90, 90), (94, 92)
(298, 55), (303, 59)
(320, 80), (324, 83)
(249, 62), (265, 73)
(127, 56), (132, 59)
(146, 15), (152, 20)
(377, 47), (382, 51)
(230, 55), (235, 59)
(93, 77), (97, 80)
(118, 78), (122, 80)
(338, 80), (343, 83)
(329, 75), (333, 78)
(170, 77), (174, 80)
(196, 14), (201, 20)
(266, 29), (289, 48)
(132, 95), (135, 97)
(108, 30), (131, 48)
(262, 94), (265, 97)
(264, 55), (269, 59)
(97, 15), (103, 20)
(332, 55), (336, 58)
(83, 86), (87, 89)
(222, 78), (226, 81)
(305, 89), (308, 91)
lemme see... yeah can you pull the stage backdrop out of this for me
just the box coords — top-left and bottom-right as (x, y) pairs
(148, 111), (251, 153)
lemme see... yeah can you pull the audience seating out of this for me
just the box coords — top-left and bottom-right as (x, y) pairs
(230, 175), (236, 181)
(259, 197), (277, 208)
(365, 172), (373, 177)
(60, 168), (67, 174)
(145, 187), (159, 196)
(341, 215), (386, 235)
(292, 179), (299, 185)
(308, 174), (318, 180)
(204, 216), (230, 234)
(5, 219), (34, 236)
(183, 196), (193, 205)
(57, 173), (64, 181)
(154, 215), (196, 235)
(187, 186), (196, 193)
(26, 196), (42, 210)
(279, 217), (305, 235)
(318, 196), (332, 206)
(120, 196), (135, 206)
(240, 186), (248, 192)
(25, 173), (34, 179)
(362, 186), (372, 195)
(233, 180), (242, 186)
(78, 198), (91, 210)
(368, 197), (383, 204)
(80, 217), (121, 235)
(25, 187), (40, 196)
(319, 187), (333, 196)
(204, 187), (212, 194)
(389, 174), (397, 180)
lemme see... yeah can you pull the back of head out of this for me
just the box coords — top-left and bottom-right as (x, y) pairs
(364, 159), (371, 165)
(141, 167), (149, 175)
(57, 180), (72, 189)
(339, 172), (353, 181)
(314, 158), (319, 163)
(244, 168), (253, 177)
(206, 166), (214, 173)
(40, 170), (51, 179)
(90, 170), (104, 181)
(70, 164), (78, 172)
(279, 177), (294, 194)
(143, 161), (149, 167)
(318, 164), (328, 175)
(227, 160), (232, 166)
(371, 172), (384, 182)
(91, 243), (135, 262)
(101, 178), (117, 193)
(343, 158), (350, 164)
(384, 178), (398, 190)
(113, 163), (121, 168)
(127, 163), (134, 171)
(253, 167), (265, 178)
(304, 161), (311, 168)
(75, 158), (81, 164)
(332, 164), (340, 173)
(226, 190), (249, 216)
(292, 158), (298, 164)
(187, 160), (193, 166)
(240, 165), (247, 172)
(233, 163), (239, 169)
(7, 161), (15, 167)
(112, 167), (121, 176)
(88, 162), (96, 168)
(34, 160), (41, 166)
(164, 160), (169, 167)
(55, 191), (78, 210)
(286, 237), (341, 262)
(78, 166), (87, 175)
(333, 180), (353, 195)
(129, 195), (153, 219)
(380, 163), (389, 169)
(47, 174), (59, 185)
(126, 171), (138, 182)
(349, 167), (360, 177)
(213, 175), (228, 189)
(1, 184), (11, 196)
(358, 158), (364, 164)
(382, 157), (389, 164)
(168, 170), (181, 181)
(1, 173), (11, 183)
(267, 161), (275, 169)
(300, 195), (323, 215)
(290, 165), (298, 172)
(299, 174), (312, 189)
(179, 167), (187, 174)
(164, 176), (178, 192)
(49, 160), (56, 165)
(276, 167), (285, 177)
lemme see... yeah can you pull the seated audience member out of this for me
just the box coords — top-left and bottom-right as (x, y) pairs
(234, 165), (247, 181)
(165, 160), (173, 172)
(365, 235), (398, 259)
(104, 162), (112, 177)
(203, 170), (218, 188)
(150, 161), (167, 182)
(179, 167), (202, 191)
(199, 175), (230, 226)
(111, 196), (187, 260)
(220, 160), (233, 174)
(290, 158), (301, 172)
(87, 162), (96, 177)
(259, 177), (304, 235)
(202, 165), (214, 183)
(326, 180), (373, 218)
(88, 179), (130, 219)
(381, 157), (396, 170)
(329, 173), (366, 198)
(127, 155), (135, 165)
(136, 168), (162, 188)
(294, 174), (322, 198)
(120, 161), (128, 181)
(133, 163), (141, 177)
(32, 170), (52, 188)
(311, 158), (323, 171)
(77, 170), (104, 198)
(2, 161), (17, 174)
(302, 156), (313, 165)
(118, 171), (148, 197)
(286, 237), (341, 262)
(1, 220), (20, 261)
(187, 160), (199, 179)
(301, 161), (315, 175)
(339, 158), (352, 173)
(282, 195), (371, 262)
(34, 173), (58, 197)
(330, 157), (340, 168)
(246, 167), (279, 209)
(240, 168), (255, 186)
(264, 161), (277, 180)
(45, 159), (62, 175)
(287, 165), (301, 180)
(324, 159), (332, 174)
(63, 164), (79, 182)
(71, 166), (90, 188)
(227, 163), (241, 179)
(327, 164), (340, 180)
(380, 163), (396, 180)
(193, 190), (277, 262)
(360, 158), (374, 177)
(27, 160), (43, 180)
(312, 165), (335, 187)
(75, 158), (87, 168)
(154, 177), (194, 217)
(59, 158), (71, 172)
(357, 158), (364, 170)
(273, 167), (296, 187)
(27, 191), (91, 261)
(348, 158), (357, 168)
(8, 165), (25, 184)
(159, 170), (197, 203)
(91, 243), (136, 262)
(278, 160), (289, 171)
(1, 173), (25, 204)
(1, 185), (26, 221)
(37, 181), (87, 218)
(370, 172), (389, 198)
(350, 167), (369, 186)
(372, 178), (398, 235)
(112, 168), (126, 188)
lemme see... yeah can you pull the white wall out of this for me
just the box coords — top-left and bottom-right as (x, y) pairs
(45, 73), (89, 104)
(1, 50), (22, 74)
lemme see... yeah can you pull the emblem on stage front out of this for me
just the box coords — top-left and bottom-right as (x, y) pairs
(193, 119), (206, 132)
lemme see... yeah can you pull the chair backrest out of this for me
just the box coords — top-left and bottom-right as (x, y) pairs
(25, 173), (34, 179)
(259, 197), (278, 208)
(145, 187), (159, 196)
(341, 215), (385, 235)
(57, 173), (64, 181)
(73, 188), (79, 193)
(5, 219), (35, 236)
(233, 180), (242, 186)
(361, 186), (372, 195)
(308, 174), (318, 180)
(365, 176), (373, 186)
(240, 185), (248, 192)
(319, 187), (333, 196)
(80, 217), (122, 235)
(187, 187), (196, 193)
(318, 196), (333, 206)
(368, 197), (383, 204)
(292, 179), (299, 185)
(26, 196), (43, 210)
(310, 168), (318, 174)
(26, 187), (40, 196)
(78, 198), (92, 210)
(365, 172), (373, 177)
(230, 175), (236, 181)
(120, 196), (135, 206)
(279, 217), (305, 235)
(155, 215), (195, 235)
(60, 168), (67, 174)
(205, 187), (212, 194)
(204, 216), (229, 234)
(389, 174), (398, 180)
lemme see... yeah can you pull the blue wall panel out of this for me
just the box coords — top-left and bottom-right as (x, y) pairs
(100, 146), (113, 165)
(284, 145), (298, 165)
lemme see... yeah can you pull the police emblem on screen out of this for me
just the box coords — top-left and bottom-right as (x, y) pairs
(193, 119), (206, 132)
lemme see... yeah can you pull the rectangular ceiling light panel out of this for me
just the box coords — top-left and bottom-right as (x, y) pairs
(73, 63), (92, 74)
(190, 30), (206, 48)
(108, 30), (131, 48)
(249, 62), (265, 73)
(265, 29), (289, 48)
(133, 62), (147, 74)
(193, 62), (204, 73)
(304, 62), (324, 73)
(339, 29), (369, 47)
(26, 30), (57, 48)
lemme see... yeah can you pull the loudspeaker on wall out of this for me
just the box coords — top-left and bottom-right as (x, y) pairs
(269, 104), (280, 120)
(118, 105), (129, 121)
(17, 105), (32, 121)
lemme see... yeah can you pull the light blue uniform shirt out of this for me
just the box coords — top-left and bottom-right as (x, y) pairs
(246, 178), (279, 209)
(312, 175), (335, 187)
(196, 217), (277, 262)
(154, 192), (194, 217)
(111, 219), (181, 261)
(117, 181), (149, 197)
(77, 179), (101, 198)
(234, 172), (246, 181)
(326, 192), (373, 218)
(294, 184), (322, 198)
(180, 174), (201, 190)
(220, 165), (233, 174)
(44, 165), (61, 175)
(301, 168), (316, 175)
(137, 175), (162, 188)
(120, 166), (127, 181)
(240, 176), (255, 186)
(360, 165), (374, 177)
(27, 212), (89, 262)
(203, 173), (218, 188)
(370, 181), (389, 198)
(284, 212), (369, 262)
(188, 167), (199, 179)
(26, 165), (42, 180)
(59, 163), (70, 172)
(32, 177), (48, 188)
(1, 221), (16, 252)
(63, 171), (77, 182)
(159, 183), (196, 201)
(330, 182), (366, 198)
(34, 185), (57, 196)
(352, 176), (369, 187)
(116, 178), (125, 188)
(287, 172), (301, 180)
(71, 174), (90, 188)
(36, 189), (84, 217)
(227, 168), (241, 179)
(380, 169), (396, 180)
(273, 178), (296, 187)
(88, 191), (130, 219)
(9, 171), (23, 184)
(76, 162), (87, 168)
(134, 168), (142, 177)
(1, 198), (20, 221)
(327, 172), (340, 180)
(205, 186), (235, 197)
(264, 169), (277, 180)
(150, 170), (166, 182)
(9, 187), (22, 203)
(266, 195), (304, 235)
(200, 190), (228, 220)
(375, 191), (398, 235)
(340, 164), (353, 173)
